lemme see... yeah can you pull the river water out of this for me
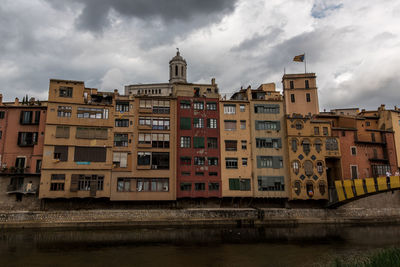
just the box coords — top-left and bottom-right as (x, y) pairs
(1, 224), (400, 267)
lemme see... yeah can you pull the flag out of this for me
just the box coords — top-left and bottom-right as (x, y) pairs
(293, 54), (305, 62)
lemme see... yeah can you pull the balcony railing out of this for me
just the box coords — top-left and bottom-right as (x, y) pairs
(6, 184), (37, 194)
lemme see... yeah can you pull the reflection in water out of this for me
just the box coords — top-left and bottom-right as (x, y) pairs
(1, 225), (400, 267)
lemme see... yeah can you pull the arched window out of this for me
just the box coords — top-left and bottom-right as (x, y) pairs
(317, 161), (324, 174)
(304, 160), (313, 176)
(318, 181), (326, 195)
(294, 180), (301, 196)
(302, 138), (310, 155)
(181, 66), (184, 77)
(175, 65), (178, 76)
(291, 139), (298, 152)
(314, 138), (322, 153)
(306, 181), (314, 197)
(292, 160), (300, 174)
(295, 121), (303, 130)
(326, 138), (338, 151)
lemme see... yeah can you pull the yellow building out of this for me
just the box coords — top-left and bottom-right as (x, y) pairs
(282, 73), (319, 116)
(40, 79), (114, 199)
(286, 116), (341, 200)
(219, 99), (252, 197)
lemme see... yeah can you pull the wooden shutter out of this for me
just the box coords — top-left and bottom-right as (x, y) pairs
(272, 157), (281, 169)
(180, 118), (191, 130)
(90, 177), (97, 197)
(70, 174), (79, 192)
(277, 138), (282, 148)
(54, 146), (68, 161)
(275, 121), (281, 131)
(120, 153), (127, 168)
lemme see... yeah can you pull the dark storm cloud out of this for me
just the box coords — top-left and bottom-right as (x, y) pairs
(230, 27), (284, 53)
(54, 0), (239, 32)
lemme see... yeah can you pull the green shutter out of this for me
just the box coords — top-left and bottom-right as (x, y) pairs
(277, 138), (282, 148)
(229, 179), (240, 190)
(256, 156), (261, 168)
(276, 121), (281, 131)
(272, 157), (280, 169)
(180, 118), (191, 130)
(255, 121), (260, 130)
(243, 179), (251, 191)
(193, 137), (205, 148)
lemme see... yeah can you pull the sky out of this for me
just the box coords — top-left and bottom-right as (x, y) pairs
(0, 0), (399, 110)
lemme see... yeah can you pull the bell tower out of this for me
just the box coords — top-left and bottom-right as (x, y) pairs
(169, 49), (187, 84)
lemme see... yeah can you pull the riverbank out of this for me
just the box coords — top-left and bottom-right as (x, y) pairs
(2, 207), (400, 229)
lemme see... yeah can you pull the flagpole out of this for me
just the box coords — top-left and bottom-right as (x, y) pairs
(304, 52), (307, 74)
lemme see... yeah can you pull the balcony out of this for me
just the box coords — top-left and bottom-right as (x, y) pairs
(7, 184), (37, 194)
(138, 107), (152, 114)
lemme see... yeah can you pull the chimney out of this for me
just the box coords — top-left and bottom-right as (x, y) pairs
(211, 78), (215, 85)
(395, 106), (398, 111)
(0, 94), (2, 105)
(15, 97), (19, 105)
(114, 89), (119, 95)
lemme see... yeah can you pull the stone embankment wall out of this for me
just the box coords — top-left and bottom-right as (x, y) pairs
(2, 208), (400, 229)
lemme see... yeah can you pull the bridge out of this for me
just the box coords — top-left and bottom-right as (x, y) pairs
(327, 176), (400, 208)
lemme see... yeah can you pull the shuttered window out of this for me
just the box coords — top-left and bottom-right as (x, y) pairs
(258, 176), (285, 191)
(74, 147), (106, 162)
(193, 137), (205, 148)
(255, 138), (282, 148)
(224, 120), (236, 131)
(113, 152), (128, 168)
(254, 104), (280, 114)
(255, 121), (280, 130)
(225, 140), (237, 151)
(76, 127), (108, 139)
(229, 178), (250, 191)
(54, 146), (68, 161)
(55, 126), (70, 138)
(180, 117), (191, 130)
(257, 156), (283, 169)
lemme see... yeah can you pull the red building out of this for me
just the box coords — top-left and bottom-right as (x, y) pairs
(0, 95), (47, 199)
(175, 88), (221, 198)
(318, 113), (397, 179)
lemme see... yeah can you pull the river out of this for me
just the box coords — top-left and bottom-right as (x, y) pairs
(1, 224), (400, 266)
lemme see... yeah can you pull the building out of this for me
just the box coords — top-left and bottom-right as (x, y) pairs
(219, 97), (252, 197)
(286, 116), (341, 200)
(0, 95), (46, 204)
(231, 84), (289, 199)
(282, 73), (319, 116)
(39, 80), (114, 199)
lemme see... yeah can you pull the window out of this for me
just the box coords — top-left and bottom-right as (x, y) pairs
(225, 140), (237, 151)
(257, 156), (283, 168)
(136, 178), (169, 192)
(207, 102), (217, 110)
(223, 104), (236, 114)
(113, 152), (128, 168)
(326, 138), (338, 150)
(74, 147), (106, 162)
(224, 120), (237, 131)
(194, 102), (204, 110)
(195, 183), (205, 190)
(291, 139), (298, 152)
(304, 160), (313, 176)
(180, 100), (191, 109)
(351, 165), (358, 179)
(0, 111), (5, 119)
(50, 174), (65, 191)
(209, 172), (218, 176)
(152, 117), (170, 130)
(207, 118), (217, 129)
(54, 146), (68, 161)
(258, 176), (285, 191)
(306, 93), (311, 102)
(115, 119), (129, 127)
(18, 132), (38, 146)
(315, 139), (322, 153)
(302, 139), (310, 155)
(290, 94), (295, 103)
(323, 127), (328, 136)
(180, 136), (191, 148)
(254, 104), (279, 114)
(305, 80), (309, 89)
(229, 178), (251, 191)
(226, 158), (238, 169)
(180, 157), (191, 165)
(351, 146), (357, 156)
(77, 107), (108, 119)
(115, 102), (129, 112)
(289, 81), (294, 89)
(152, 100), (170, 114)
(242, 158), (248, 166)
(241, 140), (247, 150)
(208, 157), (218, 166)
(55, 126), (70, 138)
(117, 178), (132, 192)
(35, 160), (42, 173)
(180, 183), (192, 191)
(240, 120), (246, 129)
(139, 117), (151, 127)
(255, 121), (280, 130)
(0, 131), (2, 139)
(151, 152), (169, 170)
(207, 137), (218, 149)
(209, 183), (220, 191)
(181, 172), (191, 176)
(194, 157), (205, 166)
(137, 152), (151, 165)
(193, 118), (204, 128)
(295, 121), (303, 130)
(180, 117), (191, 130)
(371, 133), (376, 142)
(256, 138), (282, 148)
(59, 86), (72, 97)
(372, 164), (391, 177)
(292, 161), (299, 174)
(151, 133), (170, 148)
(58, 106), (72, 117)
(193, 137), (205, 148)
(139, 99), (152, 109)
(76, 127), (108, 139)
(138, 133), (151, 144)
(20, 111), (33, 124)
(314, 127), (320, 135)
(317, 161), (324, 174)
(78, 175), (104, 191)
(114, 134), (128, 147)
(239, 104), (245, 112)
(195, 172), (204, 176)
(366, 121), (371, 126)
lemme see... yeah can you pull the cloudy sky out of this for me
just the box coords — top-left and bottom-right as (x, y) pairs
(1, 0), (399, 110)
